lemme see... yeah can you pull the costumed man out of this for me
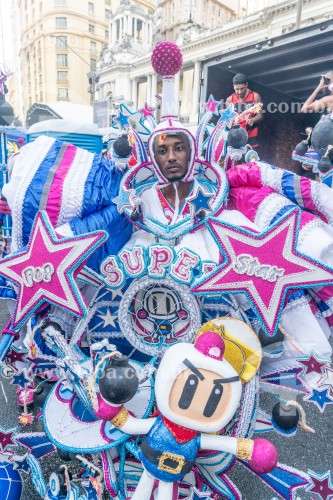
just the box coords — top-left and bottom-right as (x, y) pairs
(117, 44), (333, 383)
(225, 73), (263, 149)
(124, 119), (333, 379)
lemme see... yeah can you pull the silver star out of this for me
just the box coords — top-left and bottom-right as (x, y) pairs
(98, 308), (118, 328)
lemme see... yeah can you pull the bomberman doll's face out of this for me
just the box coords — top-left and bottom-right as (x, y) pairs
(168, 357), (240, 428)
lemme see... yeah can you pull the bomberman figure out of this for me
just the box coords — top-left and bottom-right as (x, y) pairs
(136, 284), (189, 345)
(93, 323), (278, 500)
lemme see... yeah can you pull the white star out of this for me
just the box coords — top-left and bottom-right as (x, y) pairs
(111, 288), (123, 301)
(319, 366), (333, 389)
(98, 309), (118, 328)
(187, 487), (213, 499)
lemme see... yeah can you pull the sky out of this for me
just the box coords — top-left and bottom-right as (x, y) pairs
(0, 0), (14, 70)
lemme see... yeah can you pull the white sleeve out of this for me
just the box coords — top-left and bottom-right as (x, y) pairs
(121, 415), (156, 435)
(200, 434), (238, 455)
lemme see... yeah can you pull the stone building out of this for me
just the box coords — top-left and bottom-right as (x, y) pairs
(17, 0), (112, 119)
(95, 0), (333, 166)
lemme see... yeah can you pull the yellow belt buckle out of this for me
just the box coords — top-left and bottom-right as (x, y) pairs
(158, 451), (185, 474)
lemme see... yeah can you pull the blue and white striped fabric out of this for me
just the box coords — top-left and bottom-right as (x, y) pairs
(2, 135), (132, 273)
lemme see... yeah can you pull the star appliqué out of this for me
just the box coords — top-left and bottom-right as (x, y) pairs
(97, 307), (118, 328)
(11, 370), (30, 388)
(187, 185), (214, 216)
(192, 210), (333, 335)
(304, 387), (333, 412)
(11, 453), (31, 473)
(219, 103), (237, 127)
(205, 95), (220, 115)
(0, 211), (106, 330)
(6, 347), (27, 365)
(319, 365), (333, 389)
(0, 427), (15, 451)
(297, 351), (330, 375)
(307, 470), (333, 499)
(139, 102), (155, 119)
(113, 103), (151, 137)
(113, 186), (139, 214)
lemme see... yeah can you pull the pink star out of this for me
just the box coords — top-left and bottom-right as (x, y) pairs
(6, 347), (27, 365)
(139, 102), (155, 119)
(307, 470), (333, 499)
(0, 429), (15, 451)
(0, 211), (106, 330)
(297, 352), (329, 375)
(192, 210), (333, 335)
(205, 95), (220, 115)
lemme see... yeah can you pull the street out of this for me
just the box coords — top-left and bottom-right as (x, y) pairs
(0, 299), (332, 499)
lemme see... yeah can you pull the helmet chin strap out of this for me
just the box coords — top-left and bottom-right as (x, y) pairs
(170, 181), (180, 225)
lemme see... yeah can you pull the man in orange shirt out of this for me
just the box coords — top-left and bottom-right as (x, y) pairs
(225, 73), (263, 149)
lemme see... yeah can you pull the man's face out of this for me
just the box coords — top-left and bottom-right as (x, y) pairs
(153, 133), (191, 182)
(233, 83), (248, 99)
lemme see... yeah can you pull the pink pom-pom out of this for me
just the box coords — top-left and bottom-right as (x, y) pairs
(151, 41), (183, 77)
(248, 438), (278, 474)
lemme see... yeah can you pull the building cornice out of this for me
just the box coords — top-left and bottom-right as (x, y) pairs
(104, 0), (321, 76)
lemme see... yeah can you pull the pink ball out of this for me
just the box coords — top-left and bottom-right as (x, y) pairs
(248, 438), (278, 474)
(151, 41), (183, 76)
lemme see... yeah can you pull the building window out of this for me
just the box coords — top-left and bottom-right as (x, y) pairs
(105, 9), (110, 20)
(137, 19), (143, 40)
(58, 88), (69, 100)
(89, 24), (95, 33)
(39, 74), (42, 84)
(57, 71), (68, 82)
(56, 35), (67, 49)
(38, 40), (41, 53)
(105, 0), (111, 4)
(90, 59), (97, 70)
(88, 2), (94, 14)
(105, 30), (109, 40)
(90, 41), (97, 55)
(55, 17), (67, 28)
(55, 0), (67, 4)
(57, 54), (68, 67)
(40, 91), (43, 101)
